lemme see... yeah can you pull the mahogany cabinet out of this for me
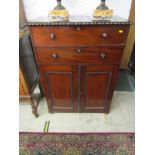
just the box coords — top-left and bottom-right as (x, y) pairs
(28, 16), (130, 113)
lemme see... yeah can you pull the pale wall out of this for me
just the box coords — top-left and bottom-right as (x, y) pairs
(23, 0), (132, 21)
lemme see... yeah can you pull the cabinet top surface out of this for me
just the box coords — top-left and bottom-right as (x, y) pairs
(28, 16), (131, 26)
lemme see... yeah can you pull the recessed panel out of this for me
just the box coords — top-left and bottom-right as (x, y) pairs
(85, 72), (110, 108)
(47, 72), (73, 108)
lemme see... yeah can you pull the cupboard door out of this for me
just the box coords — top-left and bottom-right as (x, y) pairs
(80, 65), (119, 113)
(39, 65), (78, 112)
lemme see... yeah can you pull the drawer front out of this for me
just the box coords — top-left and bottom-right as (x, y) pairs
(31, 25), (129, 46)
(36, 47), (123, 64)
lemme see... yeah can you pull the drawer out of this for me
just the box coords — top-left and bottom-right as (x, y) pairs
(36, 47), (123, 64)
(31, 25), (129, 46)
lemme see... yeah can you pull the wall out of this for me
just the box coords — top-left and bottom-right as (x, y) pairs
(23, 0), (132, 21)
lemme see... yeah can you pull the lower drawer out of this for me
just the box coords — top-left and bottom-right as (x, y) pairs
(36, 47), (123, 64)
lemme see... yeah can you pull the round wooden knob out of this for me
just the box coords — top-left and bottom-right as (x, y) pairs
(50, 33), (56, 39)
(102, 33), (108, 39)
(77, 49), (81, 53)
(52, 53), (57, 59)
(101, 53), (106, 59)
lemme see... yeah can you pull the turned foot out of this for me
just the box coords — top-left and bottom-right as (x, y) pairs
(32, 108), (39, 118)
(31, 97), (39, 118)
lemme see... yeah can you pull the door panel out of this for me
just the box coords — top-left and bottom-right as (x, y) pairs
(39, 65), (78, 112)
(47, 72), (72, 107)
(85, 72), (111, 107)
(80, 65), (115, 112)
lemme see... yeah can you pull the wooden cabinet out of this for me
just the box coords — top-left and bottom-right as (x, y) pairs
(29, 16), (130, 113)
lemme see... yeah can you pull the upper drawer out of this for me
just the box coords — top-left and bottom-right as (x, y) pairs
(30, 25), (129, 46)
(35, 47), (123, 64)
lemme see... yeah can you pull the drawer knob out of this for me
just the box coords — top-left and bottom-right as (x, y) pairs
(77, 27), (81, 31)
(77, 49), (81, 53)
(50, 33), (56, 39)
(102, 33), (108, 39)
(51, 53), (57, 59)
(101, 53), (106, 59)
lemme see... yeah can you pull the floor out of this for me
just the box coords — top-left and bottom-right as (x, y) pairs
(115, 70), (135, 91)
(19, 92), (135, 132)
(19, 70), (135, 132)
